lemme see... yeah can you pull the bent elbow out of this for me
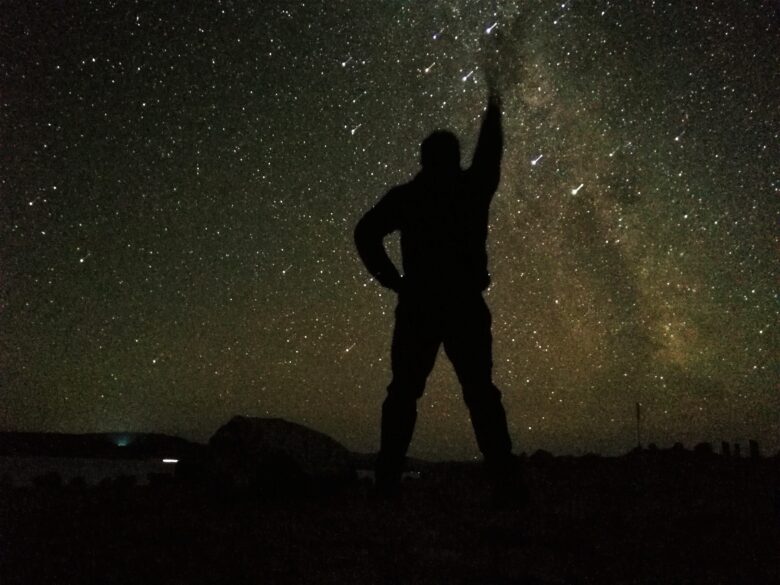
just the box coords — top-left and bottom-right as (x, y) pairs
(354, 217), (368, 249)
(354, 216), (377, 259)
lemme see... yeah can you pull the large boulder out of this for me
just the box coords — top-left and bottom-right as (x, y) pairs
(202, 416), (354, 493)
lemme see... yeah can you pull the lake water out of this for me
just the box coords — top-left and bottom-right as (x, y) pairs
(0, 455), (177, 486)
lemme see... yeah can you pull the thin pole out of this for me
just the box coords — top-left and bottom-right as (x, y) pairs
(636, 402), (642, 449)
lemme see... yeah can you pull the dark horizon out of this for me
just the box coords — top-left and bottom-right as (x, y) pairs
(1, 418), (776, 462)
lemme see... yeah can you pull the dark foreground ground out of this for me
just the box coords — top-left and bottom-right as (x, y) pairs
(2, 456), (778, 585)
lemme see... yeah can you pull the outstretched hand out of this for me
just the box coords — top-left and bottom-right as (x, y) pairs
(481, 28), (504, 100)
(483, 60), (500, 101)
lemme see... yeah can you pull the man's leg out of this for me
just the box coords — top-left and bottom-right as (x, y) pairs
(444, 294), (522, 506)
(442, 294), (512, 465)
(376, 297), (440, 494)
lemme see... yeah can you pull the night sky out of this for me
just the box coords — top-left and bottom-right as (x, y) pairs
(2, 1), (777, 459)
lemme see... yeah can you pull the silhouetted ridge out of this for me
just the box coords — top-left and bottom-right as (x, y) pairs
(0, 431), (201, 459)
(173, 416), (356, 494)
(209, 415), (352, 478)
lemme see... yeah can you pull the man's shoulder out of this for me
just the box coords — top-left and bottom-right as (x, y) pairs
(382, 170), (456, 204)
(387, 179), (417, 198)
(378, 180), (417, 209)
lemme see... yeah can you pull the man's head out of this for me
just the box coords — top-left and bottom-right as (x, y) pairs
(420, 130), (461, 173)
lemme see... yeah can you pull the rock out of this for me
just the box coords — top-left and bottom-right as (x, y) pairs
(206, 416), (354, 493)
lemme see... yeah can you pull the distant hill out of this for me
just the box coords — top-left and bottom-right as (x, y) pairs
(0, 431), (205, 460)
(207, 415), (354, 480)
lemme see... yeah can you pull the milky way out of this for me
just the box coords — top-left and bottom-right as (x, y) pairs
(2, 1), (777, 458)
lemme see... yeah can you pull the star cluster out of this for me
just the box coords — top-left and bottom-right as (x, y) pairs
(2, 1), (777, 458)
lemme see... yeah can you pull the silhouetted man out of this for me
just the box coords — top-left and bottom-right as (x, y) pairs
(355, 89), (513, 496)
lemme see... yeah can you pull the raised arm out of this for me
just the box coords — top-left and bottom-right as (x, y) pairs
(468, 92), (503, 197)
(354, 189), (403, 291)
